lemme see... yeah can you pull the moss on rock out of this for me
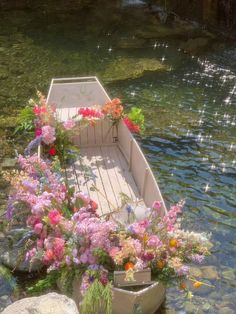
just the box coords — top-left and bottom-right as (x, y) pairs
(102, 57), (171, 82)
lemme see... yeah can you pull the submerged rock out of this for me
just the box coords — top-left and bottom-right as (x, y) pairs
(0, 228), (42, 272)
(1, 292), (79, 314)
(180, 37), (210, 54)
(190, 265), (219, 280)
(1, 248), (42, 272)
(102, 57), (170, 82)
(0, 265), (14, 312)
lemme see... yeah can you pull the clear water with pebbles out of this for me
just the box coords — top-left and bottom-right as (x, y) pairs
(0, 3), (235, 313)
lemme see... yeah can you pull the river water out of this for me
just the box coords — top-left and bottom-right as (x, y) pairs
(0, 2), (235, 313)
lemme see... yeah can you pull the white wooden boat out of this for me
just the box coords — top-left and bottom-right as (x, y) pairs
(47, 76), (167, 313)
(47, 76), (167, 218)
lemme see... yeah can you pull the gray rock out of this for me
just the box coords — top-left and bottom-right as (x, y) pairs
(1, 292), (79, 314)
(0, 295), (12, 312)
(1, 247), (42, 272)
(221, 268), (235, 281)
(190, 266), (219, 280)
(218, 307), (235, 314)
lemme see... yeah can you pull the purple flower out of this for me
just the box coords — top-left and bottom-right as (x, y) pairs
(6, 195), (15, 220)
(176, 265), (189, 276)
(65, 255), (71, 266)
(24, 136), (42, 156)
(190, 254), (205, 264)
(141, 251), (154, 261)
(126, 205), (133, 214)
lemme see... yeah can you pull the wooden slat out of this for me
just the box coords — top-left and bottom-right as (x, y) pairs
(73, 157), (90, 195)
(102, 119), (113, 144)
(81, 147), (109, 215)
(89, 146), (118, 211)
(94, 120), (103, 145)
(101, 146), (133, 203)
(116, 146), (140, 200)
(87, 124), (95, 146)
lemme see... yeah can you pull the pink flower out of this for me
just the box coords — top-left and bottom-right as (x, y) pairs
(63, 119), (76, 130)
(37, 239), (44, 248)
(147, 235), (162, 248)
(35, 128), (42, 137)
(25, 248), (37, 261)
(34, 223), (43, 235)
(43, 249), (55, 264)
(152, 201), (162, 210)
(109, 247), (120, 258)
(53, 238), (65, 260)
(48, 209), (62, 225)
(41, 125), (56, 145)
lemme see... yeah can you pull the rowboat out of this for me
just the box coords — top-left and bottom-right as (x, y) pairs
(47, 76), (167, 313)
(47, 76), (167, 218)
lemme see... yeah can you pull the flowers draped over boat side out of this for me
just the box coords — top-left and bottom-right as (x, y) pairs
(17, 92), (145, 164)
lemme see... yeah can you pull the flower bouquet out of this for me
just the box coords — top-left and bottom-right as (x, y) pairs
(3, 153), (212, 314)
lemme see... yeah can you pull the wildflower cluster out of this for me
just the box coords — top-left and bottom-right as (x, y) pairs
(5, 154), (211, 307)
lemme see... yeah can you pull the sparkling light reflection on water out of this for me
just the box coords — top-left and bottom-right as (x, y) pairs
(0, 5), (236, 313)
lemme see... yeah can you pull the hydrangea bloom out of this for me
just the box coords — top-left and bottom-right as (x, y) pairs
(41, 125), (56, 145)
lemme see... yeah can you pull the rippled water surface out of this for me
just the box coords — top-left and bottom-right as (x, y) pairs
(0, 3), (236, 313)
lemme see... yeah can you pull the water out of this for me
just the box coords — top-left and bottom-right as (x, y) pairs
(0, 2), (236, 313)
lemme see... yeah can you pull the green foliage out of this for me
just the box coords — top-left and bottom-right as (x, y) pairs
(81, 280), (112, 314)
(0, 265), (17, 290)
(93, 248), (113, 269)
(27, 270), (59, 294)
(14, 106), (35, 134)
(58, 267), (76, 296)
(53, 123), (80, 166)
(127, 107), (145, 133)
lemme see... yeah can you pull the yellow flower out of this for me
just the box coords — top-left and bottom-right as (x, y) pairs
(143, 233), (149, 243)
(193, 281), (202, 288)
(156, 260), (165, 269)
(169, 239), (178, 248)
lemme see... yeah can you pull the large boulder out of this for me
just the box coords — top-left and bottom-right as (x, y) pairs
(1, 292), (79, 314)
(102, 57), (170, 82)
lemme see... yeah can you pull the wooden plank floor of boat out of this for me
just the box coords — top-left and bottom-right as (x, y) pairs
(66, 145), (142, 216)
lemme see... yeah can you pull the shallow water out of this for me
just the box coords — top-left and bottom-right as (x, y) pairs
(0, 3), (235, 313)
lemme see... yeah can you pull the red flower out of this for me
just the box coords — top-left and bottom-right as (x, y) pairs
(89, 200), (98, 210)
(48, 147), (57, 156)
(123, 116), (140, 133)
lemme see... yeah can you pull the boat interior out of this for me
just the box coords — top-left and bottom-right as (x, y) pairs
(46, 77), (167, 217)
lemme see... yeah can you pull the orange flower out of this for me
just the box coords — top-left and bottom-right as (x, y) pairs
(193, 281), (202, 288)
(169, 239), (178, 248)
(156, 260), (165, 269)
(179, 281), (187, 290)
(124, 262), (135, 271)
(102, 98), (123, 119)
